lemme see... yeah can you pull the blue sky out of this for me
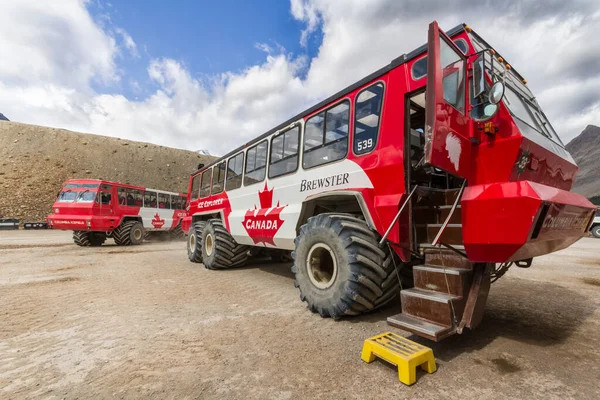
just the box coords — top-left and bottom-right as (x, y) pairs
(0, 0), (598, 154)
(89, 0), (319, 100)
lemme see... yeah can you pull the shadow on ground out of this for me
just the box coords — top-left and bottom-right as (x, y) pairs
(357, 277), (595, 362)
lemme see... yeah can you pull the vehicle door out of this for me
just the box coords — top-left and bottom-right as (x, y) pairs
(96, 184), (114, 217)
(424, 21), (471, 179)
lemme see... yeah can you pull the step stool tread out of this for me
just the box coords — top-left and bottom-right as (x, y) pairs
(361, 331), (437, 385)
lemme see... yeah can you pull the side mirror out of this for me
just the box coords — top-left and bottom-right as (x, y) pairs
(489, 81), (505, 104)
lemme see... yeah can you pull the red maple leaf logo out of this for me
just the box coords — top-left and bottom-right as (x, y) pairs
(242, 182), (286, 246)
(151, 213), (165, 229)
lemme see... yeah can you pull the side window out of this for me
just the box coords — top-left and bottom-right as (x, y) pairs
(117, 187), (127, 206)
(226, 152), (244, 191)
(354, 83), (384, 155)
(440, 38), (465, 114)
(411, 39), (467, 81)
(244, 140), (268, 186)
(144, 191), (157, 208)
(190, 174), (200, 201)
(169, 195), (177, 210)
(130, 189), (143, 207)
(179, 195), (187, 209)
(158, 193), (169, 209)
(200, 169), (212, 198)
(269, 126), (299, 178)
(303, 101), (349, 169)
(412, 57), (427, 80)
(99, 185), (112, 205)
(211, 162), (226, 194)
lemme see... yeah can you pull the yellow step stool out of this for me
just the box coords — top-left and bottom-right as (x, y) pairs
(361, 332), (437, 385)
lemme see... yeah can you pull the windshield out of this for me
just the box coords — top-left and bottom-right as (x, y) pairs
(58, 191), (77, 202)
(468, 34), (564, 147)
(76, 190), (97, 203)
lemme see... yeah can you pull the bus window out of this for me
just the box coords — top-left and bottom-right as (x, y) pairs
(212, 162), (226, 194)
(244, 140), (268, 186)
(158, 193), (169, 209)
(180, 195), (187, 209)
(269, 126), (299, 178)
(200, 169), (212, 198)
(130, 189), (143, 206)
(191, 173), (201, 201)
(303, 100), (349, 169)
(117, 187), (127, 206)
(354, 83), (384, 155)
(226, 152), (244, 191)
(144, 191), (157, 208)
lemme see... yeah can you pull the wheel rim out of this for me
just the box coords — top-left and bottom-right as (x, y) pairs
(306, 243), (337, 289)
(205, 233), (214, 256)
(189, 232), (196, 252)
(133, 227), (143, 241)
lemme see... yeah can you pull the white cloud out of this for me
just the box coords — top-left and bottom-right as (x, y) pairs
(0, 0), (117, 87)
(115, 27), (139, 58)
(0, 0), (598, 156)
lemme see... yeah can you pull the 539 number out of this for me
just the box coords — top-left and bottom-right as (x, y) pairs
(356, 138), (374, 152)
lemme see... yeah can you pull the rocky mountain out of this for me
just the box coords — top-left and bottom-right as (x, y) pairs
(566, 125), (600, 199)
(0, 121), (215, 222)
(0, 113), (8, 121)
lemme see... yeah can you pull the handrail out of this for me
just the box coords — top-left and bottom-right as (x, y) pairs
(431, 179), (466, 246)
(379, 186), (418, 247)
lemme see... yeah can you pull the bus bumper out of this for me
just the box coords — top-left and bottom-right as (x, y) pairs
(461, 180), (596, 262)
(47, 215), (114, 231)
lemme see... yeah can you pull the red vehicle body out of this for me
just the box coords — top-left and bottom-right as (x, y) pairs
(47, 179), (187, 246)
(182, 22), (595, 341)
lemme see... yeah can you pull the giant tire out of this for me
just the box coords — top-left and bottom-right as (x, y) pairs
(592, 225), (600, 238)
(73, 231), (106, 247)
(187, 221), (206, 263)
(201, 219), (249, 269)
(169, 223), (185, 240)
(113, 221), (144, 246)
(292, 214), (405, 319)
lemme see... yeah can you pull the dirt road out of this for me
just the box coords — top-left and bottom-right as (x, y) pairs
(1, 231), (599, 399)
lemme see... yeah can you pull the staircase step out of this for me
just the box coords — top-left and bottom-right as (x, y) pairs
(439, 205), (461, 224)
(413, 265), (472, 297)
(423, 248), (472, 269)
(414, 187), (461, 207)
(425, 223), (463, 245)
(413, 205), (461, 225)
(401, 288), (465, 327)
(387, 313), (455, 342)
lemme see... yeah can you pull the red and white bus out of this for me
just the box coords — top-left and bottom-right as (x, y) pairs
(47, 179), (187, 246)
(181, 22), (595, 341)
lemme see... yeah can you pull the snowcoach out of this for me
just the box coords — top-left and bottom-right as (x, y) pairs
(47, 179), (187, 246)
(182, 22), (596, 341)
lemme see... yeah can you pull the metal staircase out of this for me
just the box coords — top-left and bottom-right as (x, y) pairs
(388, 187), (492, 341)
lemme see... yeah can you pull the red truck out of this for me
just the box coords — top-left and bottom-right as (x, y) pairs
(181, 22), (595, 341)
(47, 179), (187, 246)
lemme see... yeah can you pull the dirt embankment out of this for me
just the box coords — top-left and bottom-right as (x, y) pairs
(0, 121), (215, 222)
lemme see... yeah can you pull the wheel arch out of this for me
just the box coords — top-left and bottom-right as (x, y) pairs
(295, 191), (375, 234)
(191, 211), (223, 224)
(119, 216), (143, 226)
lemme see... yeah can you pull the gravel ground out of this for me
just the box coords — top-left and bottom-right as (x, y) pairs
(1, 230), (599, 399)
